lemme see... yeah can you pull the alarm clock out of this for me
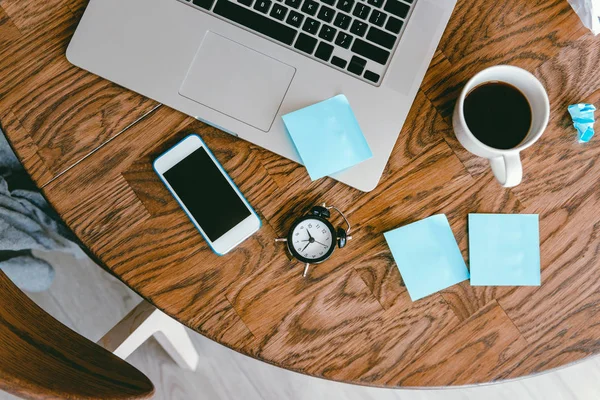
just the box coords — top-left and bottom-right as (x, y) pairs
(276, 203), (352, 277)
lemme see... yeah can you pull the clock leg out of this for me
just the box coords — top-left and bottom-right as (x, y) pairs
(303, 263), (310, 278)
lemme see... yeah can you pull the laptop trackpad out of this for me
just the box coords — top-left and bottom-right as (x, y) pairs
(179, 32), (295, 132)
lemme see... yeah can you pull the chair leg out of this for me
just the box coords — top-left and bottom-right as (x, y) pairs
(98, 301), (199, 371)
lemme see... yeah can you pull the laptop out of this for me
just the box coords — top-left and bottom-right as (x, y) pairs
(67, 0), (456, 192)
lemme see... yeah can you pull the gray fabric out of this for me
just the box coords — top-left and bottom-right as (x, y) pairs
(0, 256), (56, 293)
(0, 127), (80, 292)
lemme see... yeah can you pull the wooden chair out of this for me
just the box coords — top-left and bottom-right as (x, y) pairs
(0, 270), (155, 400)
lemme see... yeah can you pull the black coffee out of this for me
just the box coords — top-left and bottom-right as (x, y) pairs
(463, 82), (532, 150)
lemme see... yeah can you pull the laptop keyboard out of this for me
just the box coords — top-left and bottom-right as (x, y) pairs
(178, 0), (416, 85)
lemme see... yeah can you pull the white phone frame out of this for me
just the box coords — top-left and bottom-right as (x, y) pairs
(153, 134), (261, 255)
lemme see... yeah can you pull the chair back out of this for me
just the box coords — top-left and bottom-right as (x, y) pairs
(0, 271), (154, 399)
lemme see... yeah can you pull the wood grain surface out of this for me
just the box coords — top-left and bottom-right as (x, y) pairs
(0, 269), (154, 399)
(1, 0), (599, 388)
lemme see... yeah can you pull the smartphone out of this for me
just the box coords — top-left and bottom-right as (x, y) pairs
(153, 134), (261, 255)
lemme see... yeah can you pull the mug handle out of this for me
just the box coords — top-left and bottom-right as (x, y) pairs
(489, 154), (522, 187)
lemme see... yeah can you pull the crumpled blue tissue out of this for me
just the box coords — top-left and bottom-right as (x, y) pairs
(568, 103), (596, 142)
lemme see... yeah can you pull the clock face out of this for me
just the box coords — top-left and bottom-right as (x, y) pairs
(287, 216), (336, 263)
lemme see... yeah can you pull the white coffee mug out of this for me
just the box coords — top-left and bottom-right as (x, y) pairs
(453, 65), (550, 187)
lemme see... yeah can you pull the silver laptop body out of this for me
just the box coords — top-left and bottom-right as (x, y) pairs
(67, 0), (456, 192)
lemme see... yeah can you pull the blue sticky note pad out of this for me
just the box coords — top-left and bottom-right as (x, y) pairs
(282, 95), (372, 180)
(469, 214), (540, 286)
(384, 215), (470, 301)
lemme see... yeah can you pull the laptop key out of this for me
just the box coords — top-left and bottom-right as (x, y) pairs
(350, 20), (367, 36)
(301, 0), (319, 15)
(352, 3), (371, 20)
(302, 17), (320, 34)
(192, 0), (215, 10)
(270, 3), (288, 19)
(385, 16), (403, 33)
(237, 0), (253, 6)
(335, 31), (352, 48)
(366, 26), (396, 49)
(284, 0), (302, 9)
(336, 0), (354, 13)
(254, 0), (272, 13)
(294, 33), (318, 54)
(318, 25), (337, 41)
(213, 0), (297, 45)
(351, 37), (390, 64)
(331, 56), (347, 68)
(322, 0), (336, 4)
(286, 10), (304, 27)
(384, 0), (409, 18)
(369, 10), (386, 26)
(347, 55), (366, 75)
(367, 0), (384, 7)
(333, 13), (351, 29)
(317, 5), (335, 22)
(364, 70), (380, 83)
(315, 42), (334, 61)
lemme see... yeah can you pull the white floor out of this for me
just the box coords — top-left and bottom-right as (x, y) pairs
(2, 250), (600, 400)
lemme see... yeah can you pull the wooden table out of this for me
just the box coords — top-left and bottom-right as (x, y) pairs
(1, 0), (599, 387)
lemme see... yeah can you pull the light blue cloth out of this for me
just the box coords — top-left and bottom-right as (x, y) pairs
(568, 103), (596, 142)
(282, 94), (372, 180)
(384, 214), (470, 301)
(0, 127), (80, 292)
(469, 214), (540, 286)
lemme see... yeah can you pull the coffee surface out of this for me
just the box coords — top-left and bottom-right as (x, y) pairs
(463, 82), (532, 150)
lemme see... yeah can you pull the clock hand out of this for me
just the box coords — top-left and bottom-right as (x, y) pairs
(314, 240), (329, 247)
(306, 229), (314, 240)
(301, 242), (311, 252)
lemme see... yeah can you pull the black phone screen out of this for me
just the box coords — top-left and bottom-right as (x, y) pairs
(163, 147), (251, 242)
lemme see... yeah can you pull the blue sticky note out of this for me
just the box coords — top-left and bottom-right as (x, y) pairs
(568, 103), (596, 143)
(469, 214), (540, 286)
(384, 215), (470, 301)
(282, 95), (373, 180)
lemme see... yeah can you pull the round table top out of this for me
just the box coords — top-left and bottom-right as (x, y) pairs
(2, 0), (600, 388)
